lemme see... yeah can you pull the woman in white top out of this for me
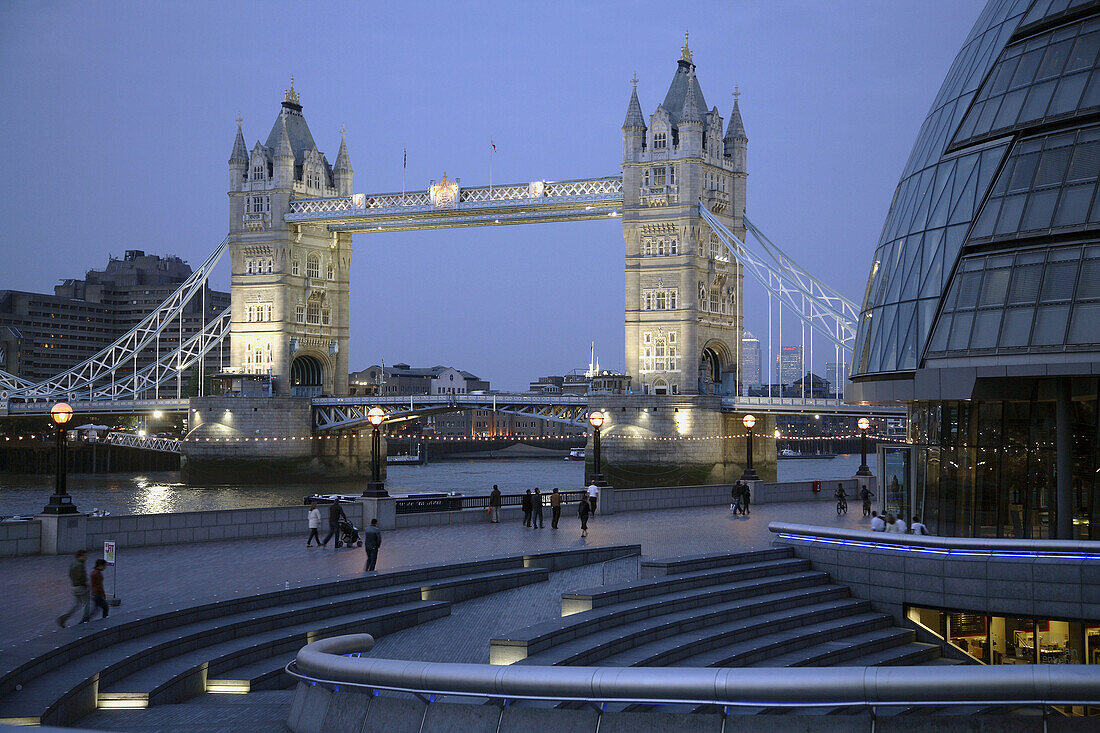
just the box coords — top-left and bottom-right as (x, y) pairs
(306, 502), (322, 546)
(884, 512), (907, 534)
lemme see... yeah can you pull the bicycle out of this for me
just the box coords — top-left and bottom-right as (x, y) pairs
(862, 499), (873, 517)
(836, 497), (848, 515)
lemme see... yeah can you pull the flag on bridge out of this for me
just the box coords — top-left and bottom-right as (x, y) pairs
(403, 148), (407, 168)
(491, 139), (496, 153)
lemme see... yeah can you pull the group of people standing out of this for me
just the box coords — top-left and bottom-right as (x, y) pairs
(490, 483), (599, 537)
(870, 510), (929, 535)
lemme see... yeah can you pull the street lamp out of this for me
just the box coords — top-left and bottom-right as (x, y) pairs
(589, 411), (607, 486)
(363, 407), (388, 497)
(741, 414), (759, 481)
(856, 417), (873, 477)
(43, 402), (78, 514)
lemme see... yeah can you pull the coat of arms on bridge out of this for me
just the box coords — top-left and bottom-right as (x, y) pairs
(429, 172), (459, 209)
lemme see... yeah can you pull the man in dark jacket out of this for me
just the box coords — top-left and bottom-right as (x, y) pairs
(321, 499), (346, 548)
(363, 519), (382, 572)
(57, 549), (91, 627)
(550, 488), (562, 529)
(489, 485), (502, 523)
(521, 490), (533, 527)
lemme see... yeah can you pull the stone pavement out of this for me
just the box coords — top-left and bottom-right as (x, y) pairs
(0, 499), (870, 653)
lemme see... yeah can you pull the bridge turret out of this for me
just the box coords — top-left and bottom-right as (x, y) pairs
(724, 89), (748, 232)
(273, 115), (295, 189)
(677, 72), (703, 157)
(228, 116), (248, 192)
(333, 127), (353, 197)
(622, 74), (646, 163)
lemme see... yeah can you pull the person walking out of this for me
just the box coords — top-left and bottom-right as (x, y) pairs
(363, 518), (382, 572)
(57, 549), (91, 628)
(550, 488), (562, 529)
(587, 482), (599, 516)
(740, 482), (751, 515)
(870, 510), (886, 532)
(89, 559), (109, 620)
(321, 498), (346, 548)
(306, 501), (321, 546)
(521, 489), (533, 528)
(489, 485), (502, 524)
(911, 515), (930, 535)
(731, 481), (744, 514)
(577, 494), (590, 537)
(532, 488), (545, 529)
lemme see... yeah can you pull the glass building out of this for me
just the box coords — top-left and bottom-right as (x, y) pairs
(850, 0), (1100, 539)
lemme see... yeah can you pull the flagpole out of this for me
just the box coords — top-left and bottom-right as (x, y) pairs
(402, 147), (406, 199)
(489, 140), (493, 194)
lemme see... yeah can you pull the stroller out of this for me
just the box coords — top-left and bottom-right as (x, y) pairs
(336, 519), (364, 548)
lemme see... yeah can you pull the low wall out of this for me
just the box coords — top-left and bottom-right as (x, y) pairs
(0, 520), (41, 557)
(770, 522), (1100, 624)
(754, 477), (872, 504)
(84, 503), (364, 551)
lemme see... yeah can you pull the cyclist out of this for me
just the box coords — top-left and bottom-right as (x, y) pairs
(834, 483), (847, 515)
(860, 486), (875, 516)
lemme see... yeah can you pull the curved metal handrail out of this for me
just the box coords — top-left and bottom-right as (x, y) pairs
(289, 634), (1100, 709)
(769, 522), (1100, 557)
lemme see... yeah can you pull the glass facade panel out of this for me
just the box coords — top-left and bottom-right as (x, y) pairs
(854, 0), (1029, 376)
(952, 17), (1100, 149)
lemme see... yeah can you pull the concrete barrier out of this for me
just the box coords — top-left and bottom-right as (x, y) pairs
(0, 521), (41, 557)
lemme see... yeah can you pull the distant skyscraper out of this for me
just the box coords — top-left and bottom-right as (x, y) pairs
(777, 345), (803, 387)
(824, 361), (847, 398)
(741, 331), (761, 387)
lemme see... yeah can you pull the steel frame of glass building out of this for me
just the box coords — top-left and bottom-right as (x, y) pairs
(850, 0), (1100, 540)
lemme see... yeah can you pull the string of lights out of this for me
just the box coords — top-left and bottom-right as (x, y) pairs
(1, 433), (905, 443)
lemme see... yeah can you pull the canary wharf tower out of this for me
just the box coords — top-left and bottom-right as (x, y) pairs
(850, 0), (1100, 539)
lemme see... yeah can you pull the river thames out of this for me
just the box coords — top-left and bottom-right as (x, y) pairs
(0, 454), (873, 517)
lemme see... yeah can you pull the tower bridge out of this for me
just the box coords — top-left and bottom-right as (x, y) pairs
(1, 37), (898, 485)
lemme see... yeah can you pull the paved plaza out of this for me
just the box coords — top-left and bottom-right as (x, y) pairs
(1, 499), (868, 652)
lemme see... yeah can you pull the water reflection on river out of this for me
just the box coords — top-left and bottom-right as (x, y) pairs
(0, 454), (874, 517)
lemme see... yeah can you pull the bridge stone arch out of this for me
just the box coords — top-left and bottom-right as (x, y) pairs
(699, 338), (736, 396)
(290, 352), (327, 397)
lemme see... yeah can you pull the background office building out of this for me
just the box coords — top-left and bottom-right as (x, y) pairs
(824, 361), (846, 399)
(741, 331), (762, 388)
(0, 250), (229, 384)
(777, 345), (803, 387)
(850, 0), (1100, 540)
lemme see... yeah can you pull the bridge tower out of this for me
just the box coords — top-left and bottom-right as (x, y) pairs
(227, 80), (352, 396)
(622, 35), (747, 397)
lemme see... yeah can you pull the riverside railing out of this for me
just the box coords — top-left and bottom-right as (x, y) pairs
(394, 491), (587, 515)
(288, 634), (1100, 712)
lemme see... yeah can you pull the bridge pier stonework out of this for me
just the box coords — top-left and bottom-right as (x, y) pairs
(589, 396), (776, 488)
(182, 396), (383, 484)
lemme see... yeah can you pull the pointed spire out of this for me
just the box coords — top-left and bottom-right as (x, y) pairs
(680, 72), (703, 126)
(680, 30), (693, 65)
(229, 113), (248, 164)
(334, 125), (353, 173)
(623, 72), (645, 129)
(274, 115), (294, 160)
(725, 85), (747, 142)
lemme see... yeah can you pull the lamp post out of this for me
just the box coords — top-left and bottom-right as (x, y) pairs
(856, 417), (873, 477)
(43, 402), (78, 514)
(740, 414), (759, 481)
(589, 411), (606, 486)
(363, 407), (388, 497)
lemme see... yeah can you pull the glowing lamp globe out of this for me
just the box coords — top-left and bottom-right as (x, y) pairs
(50, 402), (73, 426)
(742, 414), (756, 430)
(367, 407), (385, 427)
(589, 411), (605, 429)
(857, 417), (871, 431)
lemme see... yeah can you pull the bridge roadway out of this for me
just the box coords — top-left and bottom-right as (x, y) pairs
(1, 393), (904, 428)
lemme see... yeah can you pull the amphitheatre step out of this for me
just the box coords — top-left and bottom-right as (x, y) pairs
(0, 564), (549, 726)
(561, 556), (811, 614)
(97, 599), (450, 708)
(593, 597), (871, 668)
(491, 569), (833, 664)
(836, 641), (941, 667)
(751, 627), (916, 668)
(523, 590), (860, 667)
(639, 547), (794, 577)
(665, 612), (893, 669)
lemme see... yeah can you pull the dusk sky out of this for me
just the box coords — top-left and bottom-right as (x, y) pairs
(0, 1), (986, 391)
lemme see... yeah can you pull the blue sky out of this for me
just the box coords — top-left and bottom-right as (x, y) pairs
(0, 1), (986, 390)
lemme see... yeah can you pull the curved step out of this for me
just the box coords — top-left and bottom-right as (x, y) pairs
(524, 589), (859, 667)
(640, 547), (794, 577)
(751, 627), (916, 668)
(562, 557), (811, 614)
(492, 570), (832, 664)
